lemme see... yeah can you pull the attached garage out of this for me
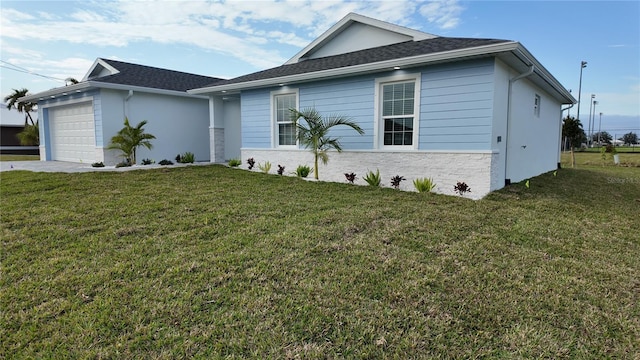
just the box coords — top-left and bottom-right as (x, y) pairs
(48, 101), (96, 163)
(21, 58), (222, 165)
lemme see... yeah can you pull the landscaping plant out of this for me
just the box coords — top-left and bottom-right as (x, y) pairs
(295, 164), (311, 178)
(363, 169), (381, 187)
(107, 117), (156, 164)
(257, 161), (271, 174)
(344, 172), (357, 184)
(413, 177), (436, 193)
(454, 181), (471, 196)
(390, 175), (405, 189)
(290, 107), (364, 180)
(228, 159), (241, 167)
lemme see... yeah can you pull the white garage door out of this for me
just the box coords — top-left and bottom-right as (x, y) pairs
(49, 102), (96, 163)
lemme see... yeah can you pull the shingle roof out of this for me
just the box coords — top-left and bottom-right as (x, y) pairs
(95, 59), (224, 92)
(201, 37), (511, 88)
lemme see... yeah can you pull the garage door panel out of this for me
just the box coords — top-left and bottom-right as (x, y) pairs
(50, 102), (96, 163)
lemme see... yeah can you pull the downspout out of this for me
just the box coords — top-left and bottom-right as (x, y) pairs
(504, 65), (534, 186)
(558, 103), (575, 167)
(124, 90), (134, 118)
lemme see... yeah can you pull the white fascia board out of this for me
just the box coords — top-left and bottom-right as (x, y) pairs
(81, 58), (120, 81)
(191, 41), (522, 95)
(512, 45), (576, 104)
(20, 82), (208, 102)
(285, 12), (436, 65)
(19, 82), (92, 102)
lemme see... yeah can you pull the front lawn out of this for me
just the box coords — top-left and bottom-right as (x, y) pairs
(1, 163), (638, 358)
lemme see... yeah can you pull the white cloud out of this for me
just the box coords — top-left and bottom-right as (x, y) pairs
(419, 0), (464, 30)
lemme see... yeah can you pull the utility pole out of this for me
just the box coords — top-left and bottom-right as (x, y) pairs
(598, 112), (603, 145)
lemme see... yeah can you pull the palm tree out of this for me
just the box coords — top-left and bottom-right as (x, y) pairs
(290, 107), (364, 180)
(16, 121), (39, 146)
(107, 117), (156, 164)
(562, 116), (586, 168)
(4, 88), (36, 125)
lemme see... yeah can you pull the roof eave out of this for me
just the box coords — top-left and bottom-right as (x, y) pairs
(190, 41), (522, 95)
(20, 81), (209, 103)
(511, 45), (576, 104)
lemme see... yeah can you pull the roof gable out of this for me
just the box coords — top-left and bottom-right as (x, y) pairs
(83, 58), (120, 80)
(285, 12), (436, 65)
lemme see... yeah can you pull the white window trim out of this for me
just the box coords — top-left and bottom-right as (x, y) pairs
(374, 73), (421, 150)
(270, 88), (299, 148)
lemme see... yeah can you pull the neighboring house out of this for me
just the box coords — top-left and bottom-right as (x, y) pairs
(190, 13), (576, 198)
(20, 58), (223, 165)
(0, 106), (38, 155)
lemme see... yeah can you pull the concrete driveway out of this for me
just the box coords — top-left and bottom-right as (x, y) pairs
(0, 160), (213, 173)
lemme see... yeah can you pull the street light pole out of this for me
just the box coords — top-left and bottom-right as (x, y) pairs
(588, 94), (595, 146)
(598, 112), (603, 145)
(592, 100), (598, 144)
(576, 61), (587, 124)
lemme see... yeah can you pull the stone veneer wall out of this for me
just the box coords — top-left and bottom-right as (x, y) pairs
(240, 149), (501, 200)
(210, 128), (225, 163)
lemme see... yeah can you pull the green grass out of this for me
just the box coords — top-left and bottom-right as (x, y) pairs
(0, 154), (39, 161)
(2, 163), (639, 358)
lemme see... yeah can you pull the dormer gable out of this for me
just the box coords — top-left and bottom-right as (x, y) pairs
(82, 58), (120, 81)
(285, 12), (437, 65)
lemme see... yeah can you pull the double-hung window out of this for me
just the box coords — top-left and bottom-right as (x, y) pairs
(376, 74), (420, 148)
(272, 90), (298, 147)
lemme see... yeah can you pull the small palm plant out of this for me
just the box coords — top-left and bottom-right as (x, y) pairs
(108, 117), (156, 165)
(290, 108), (364, 180)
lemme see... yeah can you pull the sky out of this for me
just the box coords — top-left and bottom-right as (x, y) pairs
(1, 0), (638, 137)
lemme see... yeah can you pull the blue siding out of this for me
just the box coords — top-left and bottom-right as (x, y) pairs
(299, 76), (374, 150)
(419, 59), (495, 150)
(241, 89), (272, 148)
(239, 58), (497, 151)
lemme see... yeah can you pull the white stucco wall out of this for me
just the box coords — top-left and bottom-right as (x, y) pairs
(506, 75), (562, 183)
(241, 149), (499, 200)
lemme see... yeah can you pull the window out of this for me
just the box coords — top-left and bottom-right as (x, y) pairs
(272, 91), (298, 146)
(534, 94), (541, 117)
(375, 74), (420, 148)
(382, 81), (415, 146)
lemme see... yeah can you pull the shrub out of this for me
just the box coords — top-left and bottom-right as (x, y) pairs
(91, 162), (105, 168)
(414, 177), (436, 193)
(390, 175), (405, 189)
(454, 181), (471, 196)
(277, 165), (285, 175)
(258, 161), (271, 174)
(228, 158), (241, 167)
(141, 158), (153, 165)
(247, 157), (255, 170)
(296, 165), (311, 178)
(344, 172), (356, 184)
(115, 160), (132, 168)
(363, 169), (381, 187)
(158, 159), (173, 166)
(177, 152), (195, 164)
